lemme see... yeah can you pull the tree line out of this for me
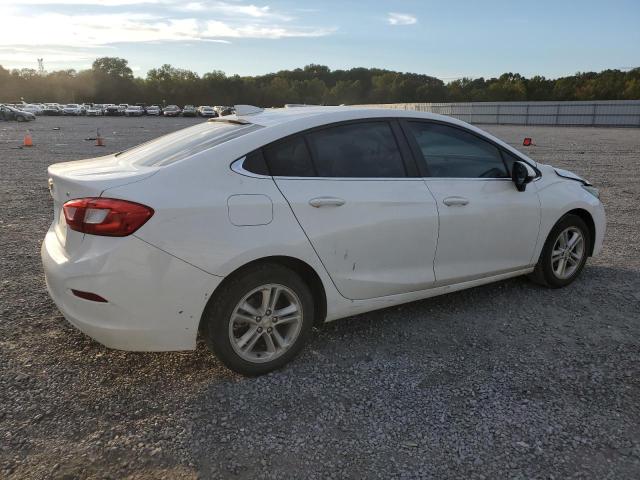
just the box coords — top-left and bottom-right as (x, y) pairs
(1, 57), (639, 106)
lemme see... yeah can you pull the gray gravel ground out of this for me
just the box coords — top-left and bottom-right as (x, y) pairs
(1, 116), (639, 479)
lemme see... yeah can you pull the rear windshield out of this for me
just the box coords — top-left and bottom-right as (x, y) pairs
(116, 121), (262, 167)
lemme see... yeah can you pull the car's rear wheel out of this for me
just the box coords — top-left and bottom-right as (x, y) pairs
(530, 214), (590, 288)
(202, 263), (314, 376)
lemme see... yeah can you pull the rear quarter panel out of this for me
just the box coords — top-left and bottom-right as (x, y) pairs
(102, 139), (342, 313)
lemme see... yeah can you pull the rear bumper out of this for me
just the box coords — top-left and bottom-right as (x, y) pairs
(41, 230), (223, 351)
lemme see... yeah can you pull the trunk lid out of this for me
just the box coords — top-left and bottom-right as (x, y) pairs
(47, 154), (157, 255)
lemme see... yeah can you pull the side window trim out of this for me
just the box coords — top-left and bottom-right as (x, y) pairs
(389, 119), (420, 178)
(232, 155), (269, 178)
(301, 134), (320, 177)
(398, 119), (431, 178)
(236, 117), (539, 180)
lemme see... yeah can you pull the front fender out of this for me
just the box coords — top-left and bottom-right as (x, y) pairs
(533, 173), (606, 261)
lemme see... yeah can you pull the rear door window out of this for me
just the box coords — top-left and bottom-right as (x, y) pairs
(264, 136), (316, 177)
(305, 122), (406, 178)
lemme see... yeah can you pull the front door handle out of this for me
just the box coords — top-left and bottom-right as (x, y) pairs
(309, 196), (346, 208)
(443, 196), (469, 207)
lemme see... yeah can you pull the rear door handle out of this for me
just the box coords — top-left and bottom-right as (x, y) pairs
(443, 196), (469, 207)
(309, 196), (346, 208)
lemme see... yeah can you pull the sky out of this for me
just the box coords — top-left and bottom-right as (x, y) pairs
(0, 0), (639, 81)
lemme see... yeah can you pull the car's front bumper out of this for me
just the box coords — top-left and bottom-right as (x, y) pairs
(592, 201), (606, 257)
(41, 230), (222, 351)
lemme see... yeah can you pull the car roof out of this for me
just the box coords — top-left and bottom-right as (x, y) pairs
(215, 105), (536, 166)
(226, 105), (454, 128)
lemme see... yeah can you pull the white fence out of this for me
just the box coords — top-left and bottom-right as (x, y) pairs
(357, 101), (640, 127)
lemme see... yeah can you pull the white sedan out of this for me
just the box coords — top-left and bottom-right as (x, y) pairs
(21, 104), (44, 115)
(124, 105), (144, 116)
(42, 106), (605, 375)
(62, 104), (84, 115)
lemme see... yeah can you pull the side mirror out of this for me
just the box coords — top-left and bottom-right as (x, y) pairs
(512, 161), (536, 192)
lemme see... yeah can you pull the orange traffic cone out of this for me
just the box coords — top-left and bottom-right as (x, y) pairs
(95, 128), (104, 147)
(23, 130), (33, 147)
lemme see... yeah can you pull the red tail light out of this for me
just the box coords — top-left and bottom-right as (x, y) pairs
(63, 198), (154, 237)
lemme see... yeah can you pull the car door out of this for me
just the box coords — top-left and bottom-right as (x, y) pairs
(402, 120), (541, 285)
(267, 120), (439, 300)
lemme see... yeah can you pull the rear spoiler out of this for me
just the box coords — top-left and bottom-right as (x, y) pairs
(207, 118), (252, 125)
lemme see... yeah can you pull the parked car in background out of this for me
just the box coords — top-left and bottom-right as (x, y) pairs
(125, 105), (145, 117)
(118, 104), (128, 114)
(0, 104), (36, 121)
(104, 104), (121, 116)
(39, 106), (607, 375)
(197, 106), (217, 117)
(22, 104), (44, 115)
(62, 104), (84, 115)
(163, 105), (181, 117)
(182, 105), (197, 117)
(43, 104), (63, 116)
(146, 105), (161, 116)
(86, 104), (104, 116)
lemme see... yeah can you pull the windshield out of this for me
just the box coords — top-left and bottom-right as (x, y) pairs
(116, 121), (263, 167)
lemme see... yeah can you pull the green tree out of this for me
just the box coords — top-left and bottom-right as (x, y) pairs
(92, 57), (136, 102)
(1, 60), (639, 105)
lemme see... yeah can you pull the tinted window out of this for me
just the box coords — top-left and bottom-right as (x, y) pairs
(242, 150), (269, 175)
(408, 122), (508, 178)
(306, 122), (406, 178)
(264, 136), (315, 177)
(500, 150), (523, 175)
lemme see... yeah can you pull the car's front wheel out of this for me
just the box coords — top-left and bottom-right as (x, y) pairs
(530, 214), (591, 288)
(202, 263), (314, 376)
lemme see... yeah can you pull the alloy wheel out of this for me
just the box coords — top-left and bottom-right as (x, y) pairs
(228, 284), (303, 363)
(551, 226), (585, 279)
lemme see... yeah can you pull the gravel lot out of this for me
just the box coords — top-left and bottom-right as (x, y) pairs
(1, 116), (639, 479)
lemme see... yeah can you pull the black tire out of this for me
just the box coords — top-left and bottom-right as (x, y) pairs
(202, 263), (314, 376)
(529, 214), (591, 288)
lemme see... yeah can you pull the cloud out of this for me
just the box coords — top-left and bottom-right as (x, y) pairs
(0, 3), (334, 46)
(0, 13), (234, 47)
(387, 12), (417, 26)
(10, 0), (170, 5)
(176, 1), (286, 19)
(203, 21), (334, 39)
(0, 1), (335, 70)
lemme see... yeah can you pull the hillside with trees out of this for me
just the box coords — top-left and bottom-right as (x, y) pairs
(1, 57), (639, 105)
